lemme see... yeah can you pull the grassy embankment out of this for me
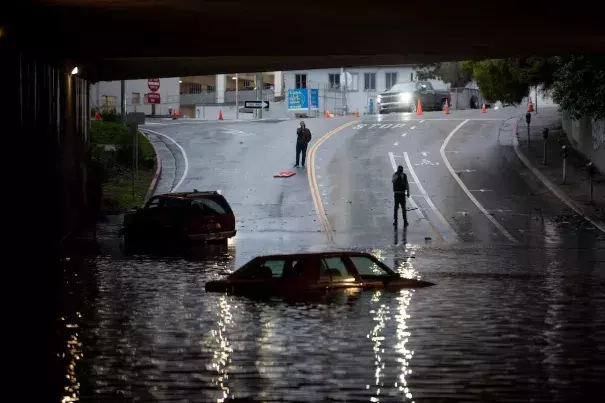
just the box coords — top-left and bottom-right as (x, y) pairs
(91, 120), (156, 213)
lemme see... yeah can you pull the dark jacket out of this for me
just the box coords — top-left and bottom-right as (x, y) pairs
(296, 127), (312, 144)
(392, 172), (409, 194)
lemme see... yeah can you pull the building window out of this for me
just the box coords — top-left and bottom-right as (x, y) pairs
(328, 73), (340, 89)
(364, 73), (376, 91)
(243, 80), (251, 88)
(295, 74), (307, 89)
(206, 85), (216, 93)
(410, 72), (414, 81)
(101, 95), (116, 109)
(385, 72), (397, 90)
(131, 92), (140, 105)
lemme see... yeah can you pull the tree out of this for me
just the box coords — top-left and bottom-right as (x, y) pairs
(415, 62), (473, 87)
(551, 55), (605, 120)
(461, 59), (529, 104)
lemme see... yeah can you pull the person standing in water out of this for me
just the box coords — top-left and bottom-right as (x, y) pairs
(392, 165), (410, 226)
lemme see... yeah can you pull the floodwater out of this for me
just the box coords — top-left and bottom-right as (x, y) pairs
(59, 218), (605, 402)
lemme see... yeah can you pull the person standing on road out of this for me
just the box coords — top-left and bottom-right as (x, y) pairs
(392, 165), (410, 227)
(295, 121), (312, 168)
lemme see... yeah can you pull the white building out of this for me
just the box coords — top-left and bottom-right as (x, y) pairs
(284, 66), (448, 115)
(90, 77), (180, 117)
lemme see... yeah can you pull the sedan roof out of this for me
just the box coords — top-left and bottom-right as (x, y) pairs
(253, 251), (377, 260)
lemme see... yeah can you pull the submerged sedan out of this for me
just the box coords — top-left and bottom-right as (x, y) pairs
(205, 251), (434, 295)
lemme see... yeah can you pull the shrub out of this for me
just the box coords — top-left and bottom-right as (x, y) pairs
(91, 121), (155, 169)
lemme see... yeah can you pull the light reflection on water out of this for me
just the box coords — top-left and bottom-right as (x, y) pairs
(61, 236), (605, 402)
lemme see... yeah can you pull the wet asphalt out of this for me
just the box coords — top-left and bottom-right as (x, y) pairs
(64, 110), (605, 402)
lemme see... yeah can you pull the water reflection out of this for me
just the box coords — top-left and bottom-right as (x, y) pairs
(209, 295), (234, 402)
(394, 290), (414, 401)
(368, 290), (389, 402)
(61, 315), (83, 403)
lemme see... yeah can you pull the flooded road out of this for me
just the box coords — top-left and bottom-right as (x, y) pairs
(61, 114), (605, 402)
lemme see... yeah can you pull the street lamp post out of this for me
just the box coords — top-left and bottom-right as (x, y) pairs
(235, 73), (239, 120)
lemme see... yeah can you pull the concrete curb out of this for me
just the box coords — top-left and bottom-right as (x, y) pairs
(143, 134), (163, 204)
(512, 116), (605, 234)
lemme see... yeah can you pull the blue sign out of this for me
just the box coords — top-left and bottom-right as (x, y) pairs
(288, 89), (319, 111)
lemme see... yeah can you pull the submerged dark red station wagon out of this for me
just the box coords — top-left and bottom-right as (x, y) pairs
(121, 190), (236, 249)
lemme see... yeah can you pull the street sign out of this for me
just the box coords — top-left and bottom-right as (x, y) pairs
(146, 93), (161, 104)
(148, 78), (160, 92)
(245, 100), (270, 109)
(287, 89), (319, 111)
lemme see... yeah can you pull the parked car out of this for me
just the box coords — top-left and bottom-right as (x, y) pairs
(120, 190), (236, 249)
(205, 251), (434, 296)
(377, 81), (451, 114)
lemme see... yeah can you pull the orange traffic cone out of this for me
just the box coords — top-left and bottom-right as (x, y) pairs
(528, 100), (534, 112)
(94, 112), (101, 121)
(444, 102), (450, 115)
(354, 109), (360, 118)
(416, 99), (423, 116)
(325, 110), (331, 118)
(481, 104), (487, 113)
(218, 110), (224, 120)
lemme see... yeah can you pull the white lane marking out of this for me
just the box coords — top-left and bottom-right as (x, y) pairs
(456, 169), (476, 173)
(380, 124), (393, 128)
(487, 209), (512, 213)
(440, 120), (518, 243)
(389, 152), (424, 220)
(353, 124), (367, 129)
(140, 128), (189, 193)
(393, 123), (407, 128)
(421, 151), (429, 156)
(402, 133), (408, 137)
(419, 120), (425, 123)
(369, 124), (379, 129)
(445, 150), (460, 153)
(469, 189), (492, 192)
(410, 126), (416, 130)
(420, 159), (440, 166)
(143, 122), (167, 126)
(393, 141), (399, 146)
(404, 152), (459, 241)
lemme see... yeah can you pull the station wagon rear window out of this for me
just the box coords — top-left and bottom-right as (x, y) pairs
(191, 198), (228, 215)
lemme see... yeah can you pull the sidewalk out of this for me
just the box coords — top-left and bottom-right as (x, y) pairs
(514, 106), (605, 229)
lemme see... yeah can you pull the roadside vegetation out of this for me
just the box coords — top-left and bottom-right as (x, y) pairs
(416, 56), (605, 120)
(91, 114), (156, 214)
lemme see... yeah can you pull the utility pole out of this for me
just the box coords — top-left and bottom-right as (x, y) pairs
(256, 72), (263, 119)
(121, 80), (126, 127)
(235, 73), (239, 120)
(535, 85), (538, 115)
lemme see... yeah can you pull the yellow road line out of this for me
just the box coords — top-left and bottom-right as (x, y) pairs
(307, 120), (358, 243)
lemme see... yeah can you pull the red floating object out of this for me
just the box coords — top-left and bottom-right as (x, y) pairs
(273, 171), (296, 178)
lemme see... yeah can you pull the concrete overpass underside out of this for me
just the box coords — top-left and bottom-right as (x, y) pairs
(7, 0), (605, 81)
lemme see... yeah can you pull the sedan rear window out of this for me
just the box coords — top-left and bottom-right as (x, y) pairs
(349, 256), (391, 277)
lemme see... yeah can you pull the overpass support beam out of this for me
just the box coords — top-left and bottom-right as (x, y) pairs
(217, 74), (226, 103)
(274, 71), (283, 97)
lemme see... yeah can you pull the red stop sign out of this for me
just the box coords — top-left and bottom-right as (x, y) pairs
(148, 78), (160, 92)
